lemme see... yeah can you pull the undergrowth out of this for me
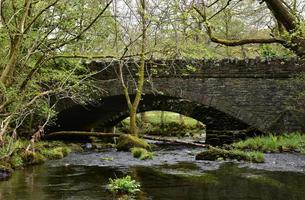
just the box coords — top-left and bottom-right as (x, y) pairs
(232, 133), (305, 153)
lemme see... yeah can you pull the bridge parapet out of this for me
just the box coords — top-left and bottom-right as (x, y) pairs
(86, 58), (305, 80)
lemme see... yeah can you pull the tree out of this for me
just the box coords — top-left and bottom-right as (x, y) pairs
(118, 0), (147, 136)
(0, 0), (113, 143)
(193, 0), (305, 57)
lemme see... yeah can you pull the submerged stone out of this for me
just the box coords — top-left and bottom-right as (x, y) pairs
(0, 166), (12, 181)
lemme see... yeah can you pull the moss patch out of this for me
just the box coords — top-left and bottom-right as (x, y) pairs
(131, 147), (153, 160)
(116, 135), (150, 151)
(196, 147), (264, 163)
(10, 154), (24, 168)
(41, 147), (71, 160)
(1, 137), (73, 173)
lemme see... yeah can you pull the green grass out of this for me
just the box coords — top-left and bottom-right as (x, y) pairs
(233, 133), (305, 153)
(122, 111), (199, 127)
(120, 111), (205, 137)
(142, 111), (198, 126)
(131, 147), (154, 160)
(107, 175), (141, 194)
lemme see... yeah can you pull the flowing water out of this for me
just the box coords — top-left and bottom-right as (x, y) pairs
(1, 145), (305, 200)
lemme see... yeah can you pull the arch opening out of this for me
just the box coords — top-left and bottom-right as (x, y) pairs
(51, 94), (260, 145)
(115, 111), (206, 141)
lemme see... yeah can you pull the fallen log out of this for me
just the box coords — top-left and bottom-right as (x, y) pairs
(46, 131), (207, 148)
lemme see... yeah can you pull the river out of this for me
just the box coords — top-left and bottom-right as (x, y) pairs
(0, 144), (304, 200)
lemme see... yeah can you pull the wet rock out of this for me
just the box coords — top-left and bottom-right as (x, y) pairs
(85, 143), (93, 149)
(0, 166), (12, 181)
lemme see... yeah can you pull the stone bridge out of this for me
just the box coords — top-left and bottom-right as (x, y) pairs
(52, 59), (305, 145)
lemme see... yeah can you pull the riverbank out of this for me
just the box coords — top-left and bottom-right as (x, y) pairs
(195, 133), (305, 163)
(232, 133), (305, 153)
(2, 132), (304, 181)
(0, 137), (82, 181)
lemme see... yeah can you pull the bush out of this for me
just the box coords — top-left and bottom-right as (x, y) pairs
(107, 175), (141, 194)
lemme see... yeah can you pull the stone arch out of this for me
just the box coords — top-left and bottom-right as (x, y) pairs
(52, 94), (259, 145)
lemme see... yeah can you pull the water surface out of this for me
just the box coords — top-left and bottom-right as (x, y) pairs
(1, 146), (304, 200)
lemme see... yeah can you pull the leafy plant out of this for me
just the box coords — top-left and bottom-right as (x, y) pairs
(107, 175), (141, 194)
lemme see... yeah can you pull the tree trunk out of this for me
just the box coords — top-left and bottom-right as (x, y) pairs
(126, 0), (146, 136)
(264, 0), (296, 31)
(129, 107), (138, 136)
(140, 112), (147, 123)
(0, 39), (22, 85)
(161, 111), (165, 127)
(179, 114), (185, 126)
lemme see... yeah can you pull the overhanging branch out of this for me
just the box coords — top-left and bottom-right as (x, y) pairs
(193, 6), (285, 47)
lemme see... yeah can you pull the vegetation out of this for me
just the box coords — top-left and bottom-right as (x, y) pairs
(1, 0), (305, 181)
(107, 175), (141, 195)
(196, 147), (265, 163)
(194, 0), (305, 58)
(131, 147), (154, 160)
(232, 133), (305, 153)
(196, 133), (305, 163)
(0, 136), (72, 172)
(120, 111), (205, 138)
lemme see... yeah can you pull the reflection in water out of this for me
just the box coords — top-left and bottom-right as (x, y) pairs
(0, 162), (305, 200)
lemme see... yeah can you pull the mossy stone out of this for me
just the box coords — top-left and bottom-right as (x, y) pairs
(116, 134), (150, 151)
(195, 147), (264, 163)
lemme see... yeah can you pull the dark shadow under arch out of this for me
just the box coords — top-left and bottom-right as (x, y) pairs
(51, 94), (251, 132)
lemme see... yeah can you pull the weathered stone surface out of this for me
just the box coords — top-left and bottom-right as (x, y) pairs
(52, 59), (305, 144)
